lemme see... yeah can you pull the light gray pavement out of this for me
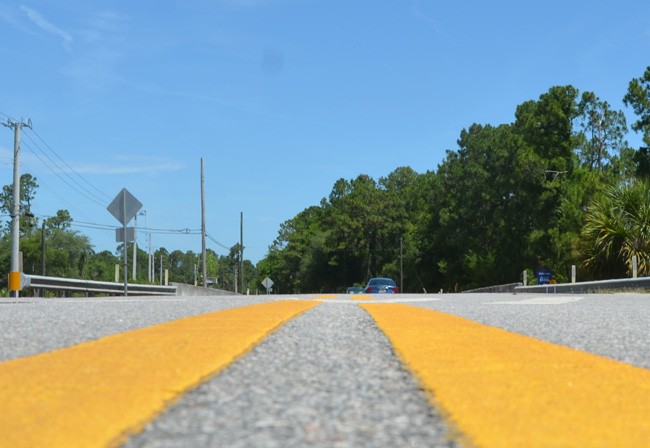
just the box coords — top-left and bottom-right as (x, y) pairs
(399, 293), (650, 369)
(0, 296), (274, 362)
(1, 292), (648, 446)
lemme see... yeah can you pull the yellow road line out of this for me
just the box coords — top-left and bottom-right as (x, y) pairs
(314, 294), (336, 299)
(350, 294), (373, 301)
(0, 300), (319, 448)
(362, 303), (650, 448)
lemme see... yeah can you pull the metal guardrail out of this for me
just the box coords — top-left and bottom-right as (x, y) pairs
(22, 274), (177, 296)
(463, 283), (523, 293)
(514, 276), (650, 294)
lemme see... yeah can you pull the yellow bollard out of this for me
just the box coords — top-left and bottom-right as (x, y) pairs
(8, 272), (21, 291)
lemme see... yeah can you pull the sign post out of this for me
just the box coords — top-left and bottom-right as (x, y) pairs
(107, 188), (143, 296)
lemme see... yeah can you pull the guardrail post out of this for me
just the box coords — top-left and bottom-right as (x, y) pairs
(632, 255), (638, 278)
(114, 264), (119, 283)
(164, 269), (169, 286)
(571, 265), (576, 284)
(523, 270), (527, 287)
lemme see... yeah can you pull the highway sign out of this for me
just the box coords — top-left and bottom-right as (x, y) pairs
(107, 188), (142, 226)
(537, 269), (552, 285)
(262, 277), (274, 294)
(115, 227), (135, 243)
(107, 188), (142, 296)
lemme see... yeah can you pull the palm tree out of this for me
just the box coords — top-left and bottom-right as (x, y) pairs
(581, 180), (650, 278)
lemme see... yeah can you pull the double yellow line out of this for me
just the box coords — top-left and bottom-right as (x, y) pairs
(0, 301), (318, 448)
(1, 300), (648, 447)
(363, 303), (650, 447)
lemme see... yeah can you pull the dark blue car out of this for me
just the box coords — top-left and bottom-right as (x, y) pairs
(365, 277), (399, 293)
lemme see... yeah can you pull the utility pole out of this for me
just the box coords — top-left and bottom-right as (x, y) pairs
(400, 237), (403, 293)
(132, 213), (137, 281)
(40, 221), (46, 298)
(132, 210), (146, 281)
(2, 118), (32, 298)
(148, 234), (153, 283)
(41, 222), (46, 275)
(201, 158), (207, 287)
(240, 211), (244, 294)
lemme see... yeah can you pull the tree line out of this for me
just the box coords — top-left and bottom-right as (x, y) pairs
(257, 67), (650, 293)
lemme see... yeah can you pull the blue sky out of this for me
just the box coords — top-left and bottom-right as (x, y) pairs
(1, 0), (649, 265)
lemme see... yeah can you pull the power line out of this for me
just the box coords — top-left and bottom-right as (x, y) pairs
(23, 171), (97, 219)
(27, 127), (112, 201)
(1, 211), (234, 253)
(21, 133), (109, 207)
(2, 111), (235, 255)
(206, 232), (232, 251)
(1, 111), (110, 209)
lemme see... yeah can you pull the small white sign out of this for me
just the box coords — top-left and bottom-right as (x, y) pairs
(115, 227), (135, 243)
(262, 277), (274, 289)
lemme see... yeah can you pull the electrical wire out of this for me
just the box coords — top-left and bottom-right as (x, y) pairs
(2, 111), (110, 213)
(206, 232), (232, 251)
(2, 111), (234, 254)
(27, 127), (112, 202)
(21, 160), (97, 223)
(21, 134), (109, 207)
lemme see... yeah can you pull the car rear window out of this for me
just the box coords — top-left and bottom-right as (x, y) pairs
(369, 279), (394, 286)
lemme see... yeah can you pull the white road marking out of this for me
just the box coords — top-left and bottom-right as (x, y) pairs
(383, 297), (442, 304)
(311, 297), (442, 304)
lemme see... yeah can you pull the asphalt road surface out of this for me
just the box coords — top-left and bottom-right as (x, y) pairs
(1, 292), (648, 447)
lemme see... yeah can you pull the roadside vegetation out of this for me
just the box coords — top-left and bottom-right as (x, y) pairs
(0, 175), (258, 293)
(258, 67), (650, 293)
(3, 68), (650, 294)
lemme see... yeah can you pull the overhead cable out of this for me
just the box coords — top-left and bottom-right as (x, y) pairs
(21, 134), (109, 207)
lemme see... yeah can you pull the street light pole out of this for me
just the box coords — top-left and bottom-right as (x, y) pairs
(2, 118), (32, 298)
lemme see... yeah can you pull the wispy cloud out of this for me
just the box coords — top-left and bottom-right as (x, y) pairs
(61, 10), (128, 90)
(218, 0), (278, 7)
(73, 157), (186, 175)
(136, 83), (324, 125)
(20, 6), (73, 52)
(0, 6), (24, 30)
(3, 6), (126, 90)
(411, 1), (446, 38)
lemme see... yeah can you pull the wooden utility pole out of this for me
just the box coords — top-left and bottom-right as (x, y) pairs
(41, 221), (46, 298)
(400, 237), (403, 292)
(201, 158), (207, 287)
(240, 211), (244, 294)
(41, 222), (46, 275)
